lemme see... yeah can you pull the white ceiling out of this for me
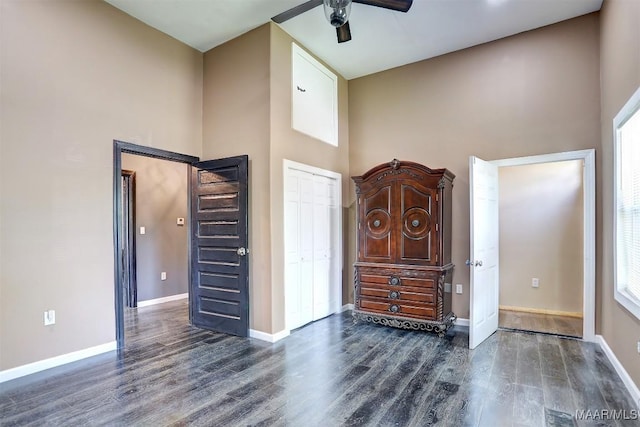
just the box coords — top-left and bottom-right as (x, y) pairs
(104, 0), (603, 80)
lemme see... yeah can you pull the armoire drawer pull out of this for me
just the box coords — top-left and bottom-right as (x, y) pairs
(389, 291), (400, 299)
(389, 276), (401, 286)
(389, 304), (400, 313)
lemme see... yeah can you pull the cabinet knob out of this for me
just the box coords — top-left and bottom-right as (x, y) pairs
(389, 291), (400, 300)
(389, 276), (401, 286)
(389, 304), (400, 313)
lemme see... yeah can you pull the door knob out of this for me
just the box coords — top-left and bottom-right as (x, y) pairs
(237, 247), (247, 256)
(466, 259), (483, 267)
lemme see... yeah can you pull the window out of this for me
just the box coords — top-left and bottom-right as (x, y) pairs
(614, 86), (640, 319)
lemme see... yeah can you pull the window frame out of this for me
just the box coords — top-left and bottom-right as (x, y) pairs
(613, 85), (640, 320)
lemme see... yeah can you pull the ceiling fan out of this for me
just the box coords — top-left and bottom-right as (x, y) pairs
(272, 0), (413, 44)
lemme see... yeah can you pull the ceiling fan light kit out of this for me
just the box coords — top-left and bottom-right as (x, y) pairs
(323, 0), (352, 27)
(272, 0), (413, 43)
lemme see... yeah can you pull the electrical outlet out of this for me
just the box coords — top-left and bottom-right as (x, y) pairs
(44, 310), (55, 326)
(161, 272), (167, 281)
(456, 284), (463, 294)
(532, 278), (540, 288)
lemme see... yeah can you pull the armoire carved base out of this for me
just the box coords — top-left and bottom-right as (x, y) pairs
(353, 310), (456, 337)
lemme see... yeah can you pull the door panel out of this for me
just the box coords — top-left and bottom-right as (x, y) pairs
(313, 175), (331, 320)
(398, 183), (436, 264)
(362, 186), (393, 261)
(191, 155), (249, 337)
(469, 156), (499, 349)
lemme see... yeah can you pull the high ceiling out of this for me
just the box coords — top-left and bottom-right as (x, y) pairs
(104, 0), (603, 80)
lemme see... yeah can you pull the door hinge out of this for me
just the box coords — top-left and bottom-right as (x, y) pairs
(435, 223), (439, 232)
(435, 193), (439, 202)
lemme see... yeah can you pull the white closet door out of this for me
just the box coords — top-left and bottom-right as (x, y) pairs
(284, 172), (303, 329)
(327, 179), (340, 314)
(298, 172), (315, 327)
(313, 175), (332, 320)
(284, 161), (342, 331)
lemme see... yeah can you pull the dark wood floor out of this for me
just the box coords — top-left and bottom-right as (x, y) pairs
(499, 309), (583, 338)
(1, 300), (638, 426)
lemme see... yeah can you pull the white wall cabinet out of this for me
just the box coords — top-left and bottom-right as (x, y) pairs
(291, 43), (338, 147)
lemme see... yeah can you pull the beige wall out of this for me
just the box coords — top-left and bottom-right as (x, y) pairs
(121, 154), (189, 302)
(0, 0), (203, 370)
(348, 14), (600, 318)
(499, 161), (583, 313)
(268, 25), (350, 333)
(599, 0), (640, 386)
(202, 24), (272, 333)
(202, 24), (349, 334)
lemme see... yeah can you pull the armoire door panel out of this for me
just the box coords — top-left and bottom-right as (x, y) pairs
(362, 185), (392, 261)
(399, 184), (437, 264)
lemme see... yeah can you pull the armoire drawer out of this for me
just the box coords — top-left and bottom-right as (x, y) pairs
(358, 284), (435, 304)
(357, 267), (439, 289)
(358, 298), (436, 319)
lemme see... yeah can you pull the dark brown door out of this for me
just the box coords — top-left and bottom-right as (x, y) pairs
(191, 155), (249, 337)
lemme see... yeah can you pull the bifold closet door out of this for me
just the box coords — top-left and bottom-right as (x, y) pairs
(312, 174), (332, 321)
(285, 168), (339, 330)
(285, 170), (314, 330)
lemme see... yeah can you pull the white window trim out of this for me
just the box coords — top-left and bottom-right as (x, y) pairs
(613, 85), (640, 320)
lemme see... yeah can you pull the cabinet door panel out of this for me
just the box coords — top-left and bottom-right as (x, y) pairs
(361, 186), (393, 261)
(398, 184), (437, 264)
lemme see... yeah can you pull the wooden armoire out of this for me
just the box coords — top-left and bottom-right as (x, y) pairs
(352, 159), (456, 336)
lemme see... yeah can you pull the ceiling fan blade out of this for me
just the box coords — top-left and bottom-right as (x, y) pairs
(352, 0), (413, 12)
(271, 0), (323, 24)
(336, 21), (352, 43)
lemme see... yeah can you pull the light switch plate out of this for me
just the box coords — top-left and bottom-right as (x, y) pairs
(140, 226), (146, 235)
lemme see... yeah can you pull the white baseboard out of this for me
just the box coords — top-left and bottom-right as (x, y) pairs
(455, 318), (470, 327)
(0, 341), (117, 384)
(137, 293), (188, 307)
(596, 335), (640, 408)
(342, 303), (354, 312)
(250, 328), (290, 343)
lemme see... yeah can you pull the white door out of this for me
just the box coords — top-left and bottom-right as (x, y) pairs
(313, 175), (332, 320)
(284, 170), (314, 329)
(469, 156), (500, 349)
(284, 163), (342, 330)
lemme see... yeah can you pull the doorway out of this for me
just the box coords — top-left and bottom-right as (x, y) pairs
(114, 141), (198, 348)
(469, 149), (595, 348)
(114, 141), (251, 348)
(283, 160), (342, 331)
(497, 160), (584, 338)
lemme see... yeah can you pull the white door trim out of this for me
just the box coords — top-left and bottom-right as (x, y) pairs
(490, 149), (596, 342)
(283, 159), (343, 331)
